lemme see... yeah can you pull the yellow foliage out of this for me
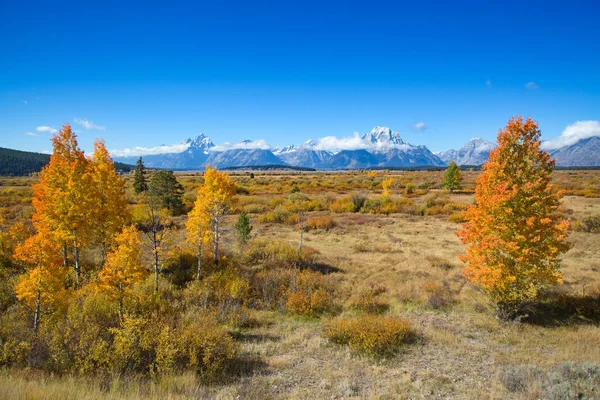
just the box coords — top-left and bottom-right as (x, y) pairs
(96, 226), (146, 312)
(324, 314), (413, 357)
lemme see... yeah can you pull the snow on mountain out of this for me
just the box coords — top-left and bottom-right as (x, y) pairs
(438, 138), (495, 165)
(361, 126), (407, 149)
(114, 126), (446, 169)
(550, 136), (600, 166)
(272, 145), (298, 155)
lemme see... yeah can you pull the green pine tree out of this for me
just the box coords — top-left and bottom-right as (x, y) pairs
(442, 161), (462, 193)
(235, 212), (252, 246)
(133, 157), (148, 194)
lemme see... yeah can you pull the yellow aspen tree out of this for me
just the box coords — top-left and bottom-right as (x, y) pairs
(195, 166), (236, 266)
(96, 226), (146, 317)
(381, 177), (394, 198)
(90, 139), (131, 263)
(186, 188), (213, 280)
(457, 117), (572, 319)
(14, 226), (69, 331)
(32, 123), (94, 287)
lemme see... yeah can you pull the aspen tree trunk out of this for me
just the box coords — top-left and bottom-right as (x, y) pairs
(73, 239), (81, 288)
(118, 282), (123, 320)
(196, 246), (202, 280)
(213, 215), (219, 266)
(33, 289), (41, 332)
(62, 244), (69, 267)
(153, 230), (159, 292)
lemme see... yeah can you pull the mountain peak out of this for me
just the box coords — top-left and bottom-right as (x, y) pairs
(363, 126), (407, 146)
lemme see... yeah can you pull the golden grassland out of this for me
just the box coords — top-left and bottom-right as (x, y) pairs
(0, 170), (599, 399)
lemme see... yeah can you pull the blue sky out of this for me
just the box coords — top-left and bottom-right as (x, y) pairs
(1, 0), (599, 155)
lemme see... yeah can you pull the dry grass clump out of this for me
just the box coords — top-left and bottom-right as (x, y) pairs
(422, 280), (454, 309)
(499, 362), (600, 399)
(448, 212), (467, 223)
(572, 214), (600, 233)
(352, 241), (399, 253)
(329, 196), (356, 213)
(250, 268), (337, 317)
(350, 283), (388, 313)
(426, 255), (454, 270)
(286, 270), (337, 317)
(241, 238), (310, 268)
(324, 314), (414, 357)
(305, 215), (335, 231)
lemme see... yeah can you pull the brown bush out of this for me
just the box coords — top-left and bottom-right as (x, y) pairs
(305, 215), (335, 230)
(350, 283), (388, 313)
(286, 270), (337, 317)
(324, 314), (414, 357)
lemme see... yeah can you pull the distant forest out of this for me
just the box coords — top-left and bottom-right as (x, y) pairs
(0, 147), (133, 176)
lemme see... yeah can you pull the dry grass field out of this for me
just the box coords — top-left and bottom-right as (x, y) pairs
(0, 170), (599, 399)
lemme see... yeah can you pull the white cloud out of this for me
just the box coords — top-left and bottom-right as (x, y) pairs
(486, 80), (492, 87)
(23, 100), (28, 104)
(310, 132), (412, 152)
(413, 122), (427, 132)
(110, 143), (191, 157)
(542, 120), (600, 150)
(312, 133), (370, 151)
(211, 139), (272, 152)
(25, 132), (37, 137)
(74, 118), (105, 130)
(36, 126), (58, 134)
(525, 81), (539, 90)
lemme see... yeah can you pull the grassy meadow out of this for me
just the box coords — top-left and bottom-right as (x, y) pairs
(0, 169), (599, 399)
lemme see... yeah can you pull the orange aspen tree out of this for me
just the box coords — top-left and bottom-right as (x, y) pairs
(90, 139), (131, 263)
(14, 226), (69, 331)
(457, 117), (571, 318)
(194, 166), (236, 266)
(32, 124), (94, 287)
(96, 226), (146, 317)
(186, 188), (213, 280)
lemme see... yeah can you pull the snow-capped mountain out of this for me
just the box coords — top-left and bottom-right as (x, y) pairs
(362, 126), (407, 149)
(550, 136), (600, 166)
(204, 148), (283, 168)
(117, 134), (215, 169)
(438, 138), (495, 165)
(272, 145), (298, 155)
(113, 126), (446, 169)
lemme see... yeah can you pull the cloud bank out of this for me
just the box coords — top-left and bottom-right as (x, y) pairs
(542, 120), (600, 150)
(110, 143), (191, 157)
(211, 139), (271, 152)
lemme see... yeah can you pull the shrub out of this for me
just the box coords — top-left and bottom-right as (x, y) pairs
(178, 315), (238, 380)
(324, 315), (413, 357)
(574, 215), (600, 233)
(286, 270), (336, 317)
(448, 212), (467, 223)
(242, 239), (304, 268)
(422, 281), (454, 309)
(426, 255), (453, 270)
(251, 268), (296, 309)
(305, 215), (335, 230)
(350, 193), (366, 212)
(329, 197), (355, 213)
(350, 283), (388, 313)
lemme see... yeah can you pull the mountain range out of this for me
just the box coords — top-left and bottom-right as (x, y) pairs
(113, 126), (600, 169)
